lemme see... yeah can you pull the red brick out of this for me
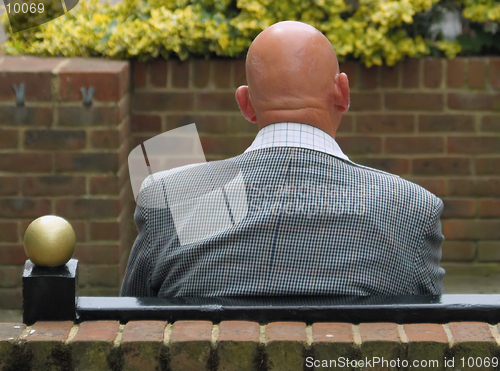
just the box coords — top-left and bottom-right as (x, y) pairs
(349, 92), (382, 111)
(385, 136), (444, 154)
(423, 58), (442, 88)
(0, 245), (25, 264)
(213, 60), (232, 88)
(87, 265), (119, 287)
(73, 321), (119, 342)
(442, 198), (476, 218)
(443, 220), (500, 240)
(385, 93), (444, 110)
(448, 93), (499, 110)
(266, 322), (306, 371)
(171, 60), (189, 88)
(0, 56), (64, 72)
(478, 199), (500, 218)
(405, 323), (448, 370)
(477, 241), (500, 262)
(404, 323), (447, 343)
(0, 72), (52, 101)
(0, 322), (25, 340)
(90, 221), (120, 240)
(359, 323), (399, 342)
(0, 288), (22, 309)
(131, 114), (162, 132)
(73, 244), (119, 264)
(448, 136), (500, 154)
(449, 322), (494, 342)
(218, 321), (259, 342)
(0, 266), (22, 288)
(0, 176), (19, 195)
(339, 61), (357, 89)
(122, 321), (166, 371)
(448, 178), (500, 197)
(413, 158), (470, 175)
(193, 60), (211, 88)
(337, 114), (353, 132)
(90, 175), (120, 195)
(23, 175), (85, 196)
(468, 58), (486, 88)
(170, 320), (212, 371)
(266, 322), (305, 342)
(167, 114), (228, 133)
(133, 92), (194, 111)
(402, 59), (420, 88)
(59, 58), (129, 101)
(447, 58), (464, 88)
(0, 153), (52, 172)
(0, 221), (18, 242)
(131, 60), (147, 88)
(419, 114), (475, 132)
(56, 198), (119, 218)
(359, 323), (402, 366)
(217, 321), (260, 371)
(357, 114), (414, 133)
(409, 178), (446, 196)
(489, 57), (500, 88)
(313, 323), (353, 343)
(196, 92), (239, 111)
(71, 321), (120, 371)
(149, 60), (167, 87)
(27, 321), (73, 342)
(476, 157), (500, 175)
(359, 65), (378, 89)
(57, 106), (120, 126)
(90, 129), (119, 148)
(233, 59), (247, 87)
(55, 153), (118, 172)
(24, 130), (86, 150)
(336, 136), (381, 155)
(0, 106), (53, 127)
(200, 136), (254, 157)
(354, 158), (410, 174)
(0, 198), (51, 218)
(442, 241), (476, 261)
(380, 64), (399, 87)
(481, 114), (500, 132)
(0, 129), (18, 148)
(312, 323), (356, 369)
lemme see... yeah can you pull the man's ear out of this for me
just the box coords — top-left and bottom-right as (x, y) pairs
(334, 73), (350, 113)
(235, 86), (257, 123)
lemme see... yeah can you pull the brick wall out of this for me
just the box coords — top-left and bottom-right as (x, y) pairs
(1, 56), (500, 310)
(0, 56), (133, 309)
(1, 320), (499, 370)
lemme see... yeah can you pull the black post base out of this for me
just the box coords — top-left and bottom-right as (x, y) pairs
(22, 259), (78, 325)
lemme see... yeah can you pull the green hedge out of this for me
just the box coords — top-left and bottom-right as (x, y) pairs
(1, 0), (499, 66)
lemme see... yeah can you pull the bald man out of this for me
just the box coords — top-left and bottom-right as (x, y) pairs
(121, 21), (445, 297)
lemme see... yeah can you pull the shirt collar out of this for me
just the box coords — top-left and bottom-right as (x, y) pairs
(244, 122), (350, 161)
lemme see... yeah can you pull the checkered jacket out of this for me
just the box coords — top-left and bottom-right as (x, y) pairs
(121, 147), (445, 297)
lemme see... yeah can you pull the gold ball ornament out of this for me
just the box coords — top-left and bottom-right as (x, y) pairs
(23, 215), (76, 267)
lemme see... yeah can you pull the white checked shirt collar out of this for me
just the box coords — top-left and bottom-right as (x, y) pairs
(244, 122), (350, 161)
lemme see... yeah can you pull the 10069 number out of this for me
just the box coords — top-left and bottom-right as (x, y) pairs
(6, 2), (44, 14)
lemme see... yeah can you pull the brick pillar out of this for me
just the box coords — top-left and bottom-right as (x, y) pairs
(0, 56), (132, 306)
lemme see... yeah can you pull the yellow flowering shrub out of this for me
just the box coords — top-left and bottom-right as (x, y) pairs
(0, 0), (492, 66)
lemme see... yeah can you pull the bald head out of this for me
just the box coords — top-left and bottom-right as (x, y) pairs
(235, 21), (349, 138)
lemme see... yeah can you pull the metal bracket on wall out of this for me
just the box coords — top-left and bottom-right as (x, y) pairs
(80, 86), (95, 106)
(12, 83), (25, 106)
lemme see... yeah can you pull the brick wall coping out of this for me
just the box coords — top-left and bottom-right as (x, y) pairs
(1, 320), (500, 370)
